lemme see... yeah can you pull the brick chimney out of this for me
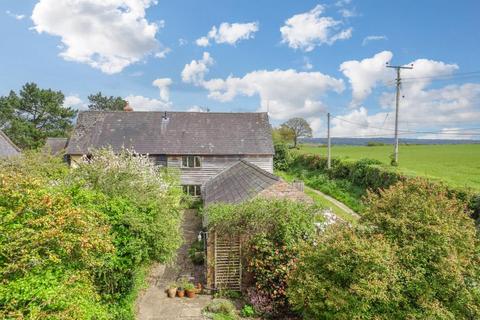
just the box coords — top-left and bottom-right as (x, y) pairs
(124, 101), (133, 112)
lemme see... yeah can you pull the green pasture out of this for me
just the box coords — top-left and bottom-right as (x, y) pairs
(297, 144), (480, 190)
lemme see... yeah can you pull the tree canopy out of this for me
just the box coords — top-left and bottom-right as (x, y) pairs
(272, 126), (295, 145)
(0, 83), (77, 149)
(281, 118), (312, 147)
(87, 92), (127, 111)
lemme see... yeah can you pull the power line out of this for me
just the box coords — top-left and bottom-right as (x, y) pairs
(385, 71), (480, 85)
(330, 131), (480, 139)
(402, 70), (480, 80)
(331, 115), (480, 134)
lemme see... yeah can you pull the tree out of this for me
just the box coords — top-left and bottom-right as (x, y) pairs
(272, 126), (295, 145)
(87, 92), (127, 111)
(288, 178), (480, 319)
(0, 83), (77, 149)
(281, 118), (312, 148)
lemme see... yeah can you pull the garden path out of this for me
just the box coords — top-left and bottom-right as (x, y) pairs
(308, 187), (359, 219)
(136, 209), (211, 320)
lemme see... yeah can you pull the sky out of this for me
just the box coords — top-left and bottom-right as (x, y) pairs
(1, 0), (479, 139)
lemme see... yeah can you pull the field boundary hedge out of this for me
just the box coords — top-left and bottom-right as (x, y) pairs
(292, 153), (480, 218)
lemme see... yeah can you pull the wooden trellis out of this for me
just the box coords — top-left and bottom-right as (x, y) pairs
(214, 232), (242, 291)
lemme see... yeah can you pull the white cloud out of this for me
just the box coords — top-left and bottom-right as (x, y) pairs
(280, 5), (352, 52)
(196, 37), (210, 47)
(6, 10), (25, 20)
(198, 69), (344, 131)
(181, 52), (214, 85)
(31, 0), (161, 74)
(332, 55), (480, 138)
(420, 128), (480, 140)
(340, 51), (393, 106)
(64, 95), (87, 110)
(155, 47), (171, 59)
(152, 78), (172, 101)
(362, 35), (388, 46)
(339, 8), (357, 18)
(335, 0), (352, 7)
(124, 95), (171, 111)
(196, 22), (259, 47)
(187, 105), (207, 112)
(182, 53), (344, 133)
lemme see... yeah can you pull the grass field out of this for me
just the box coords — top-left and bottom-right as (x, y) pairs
(298, 144), (480, 190)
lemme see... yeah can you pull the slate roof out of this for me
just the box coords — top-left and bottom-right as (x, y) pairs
(203, 160), (279, 205)
(0, 130), (20, 158)
(44, 137), (68, 154)
(66, 111), (274, 155)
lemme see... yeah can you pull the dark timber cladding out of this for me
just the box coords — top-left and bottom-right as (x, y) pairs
(66, 111), (274, 155)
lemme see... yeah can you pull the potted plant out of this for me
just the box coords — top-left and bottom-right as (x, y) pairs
(166, 283), (177, 298)
(185, 282), (196, 298)
(177, 286), (185, 298)
(177, 277), (188, 298)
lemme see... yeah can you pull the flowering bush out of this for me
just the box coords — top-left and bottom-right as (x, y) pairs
(288, 179), (480, 319)
(0, 149), (184, 319)
(67, 148), (184, 314)
(205, 199), (319, 316)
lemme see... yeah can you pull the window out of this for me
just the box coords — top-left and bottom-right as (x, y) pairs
(151, 155), (167, 167)
(183, 185), (202, 197)
(182, 156), (201, 168)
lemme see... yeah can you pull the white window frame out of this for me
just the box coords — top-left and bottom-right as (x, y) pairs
(182, 155), (201, 168)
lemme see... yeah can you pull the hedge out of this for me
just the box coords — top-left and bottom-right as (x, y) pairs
(292, 153), (480, 218)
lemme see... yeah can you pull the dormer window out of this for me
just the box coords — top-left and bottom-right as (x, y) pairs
(182, 156), (201, 168)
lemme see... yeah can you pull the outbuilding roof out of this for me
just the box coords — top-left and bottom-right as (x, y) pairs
(203, 160), (279, 205)
(66, 111), (274, 155)
(44, 137), (69, 155)
(0, 130), (20, 158)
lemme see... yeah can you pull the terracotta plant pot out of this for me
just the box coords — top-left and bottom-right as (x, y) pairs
(177, 289), (185, 298)
(167, 287), (177, 298)
(186, 289), (196, 298)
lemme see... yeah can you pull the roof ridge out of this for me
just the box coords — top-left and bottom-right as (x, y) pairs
(238, 159), (279, 181)
(77, 110), (269, 115)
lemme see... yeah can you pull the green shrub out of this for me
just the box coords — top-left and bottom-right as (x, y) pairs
(288, 178), (480, 319)
(204, 299), (238, 319)
(288, 225), (398, 319)
(0, 268), (110, 320)
(367, 141), (386, 146)
(288, 153), (480, 215)
(0, 149), (184, 319)
(67, 149), (184, 314)
(212, 314), (237, 320)
(0, 171), (113, 319)
(215, 290), (242, 299)
(188, 240), (205, 265)
(273, 142), (293, 170)
(240, 304), (255, 317)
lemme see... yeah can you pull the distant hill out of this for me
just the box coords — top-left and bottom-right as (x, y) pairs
(301, 137), (480, 146)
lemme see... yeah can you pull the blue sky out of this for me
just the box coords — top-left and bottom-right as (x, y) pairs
(1, 0), (479, 138)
